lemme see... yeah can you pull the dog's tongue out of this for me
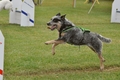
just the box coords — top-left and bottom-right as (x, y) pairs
(51, 25), (56, 30)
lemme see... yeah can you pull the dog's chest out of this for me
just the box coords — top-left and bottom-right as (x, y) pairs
(61, 33), (66, 37)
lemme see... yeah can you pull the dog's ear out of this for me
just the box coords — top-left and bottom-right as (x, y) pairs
(61, 14), (66, 20)
(56, 13), (61, 16)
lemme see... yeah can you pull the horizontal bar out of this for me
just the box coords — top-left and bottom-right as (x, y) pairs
(15, 11), (21, 13)
(116, 11), (120, 13)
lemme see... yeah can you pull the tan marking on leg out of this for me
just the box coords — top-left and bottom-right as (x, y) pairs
(88, 46), (105, 70)
(45, 40), (56, 45)
(51, 40), (65, 55)
(45, 40), (65, 54)
(98, 54), (105, 70)
(52, 43), (58, 55)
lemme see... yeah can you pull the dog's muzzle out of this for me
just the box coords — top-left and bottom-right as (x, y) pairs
(47, 23), (57, 30)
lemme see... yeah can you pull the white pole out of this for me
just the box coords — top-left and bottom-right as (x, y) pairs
(40, 0), (44, 5)
(73, 0), (76, 8)
(0, 30), (5, 80)
(88, 0), (96, 14)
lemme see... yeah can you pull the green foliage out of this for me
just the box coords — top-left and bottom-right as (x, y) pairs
(0, 0), (120, 80)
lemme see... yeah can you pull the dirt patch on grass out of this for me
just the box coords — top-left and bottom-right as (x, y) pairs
(7, 66), (120, 76)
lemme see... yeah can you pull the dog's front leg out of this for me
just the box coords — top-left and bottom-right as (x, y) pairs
(45, 40), (56, 45)
(52, 40), (65, 55)
(52, 43), (58, 55)
(45, 40), (65, 55)
(45, 39), (65, 45)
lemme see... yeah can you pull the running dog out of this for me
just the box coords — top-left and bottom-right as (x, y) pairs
(45, 13), (111, 70)
(0, 0), (13, 11)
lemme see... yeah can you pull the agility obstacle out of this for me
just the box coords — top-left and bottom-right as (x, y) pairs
(73, 0), (76, 8)
(9, 0), (35, 27)
(111, 0), (120, 23)
(84, 0), (99, 4)
(88, 0), (97, 14)
(73, 0), (99, 12)
(0, 30), (5, 80)
(38, 0), (44, 5)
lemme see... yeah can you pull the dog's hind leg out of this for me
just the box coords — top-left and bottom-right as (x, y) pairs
(88, 46), (96, 53)
(88, 44), (105, 70)
(98, 53), (105, 70)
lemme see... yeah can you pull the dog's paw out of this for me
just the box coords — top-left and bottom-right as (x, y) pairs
(52, 51), (55, 55)
(100, 65), (104, 71)
(45, 41), (51, 45)
(52, 53), (55, 55)
(45, 42), (49, 45)
(45, 40), (55, 45)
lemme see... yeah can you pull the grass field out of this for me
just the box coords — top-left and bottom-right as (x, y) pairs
(0, 0), (120, 80)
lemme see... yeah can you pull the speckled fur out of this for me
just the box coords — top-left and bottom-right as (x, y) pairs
(45, 13), (111, 70)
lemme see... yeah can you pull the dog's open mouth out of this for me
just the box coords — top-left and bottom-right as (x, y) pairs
(47, 24), (57, 30)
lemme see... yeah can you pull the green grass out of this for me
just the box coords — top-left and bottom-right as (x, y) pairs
(0, 0), (120, 80)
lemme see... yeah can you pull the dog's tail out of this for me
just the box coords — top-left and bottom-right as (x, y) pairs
(97, 34), (111, 43)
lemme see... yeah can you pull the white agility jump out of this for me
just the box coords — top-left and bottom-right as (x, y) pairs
(0, 30), (5, 80)
(9, 0), (35, 27)
(111, 0), (120, 23)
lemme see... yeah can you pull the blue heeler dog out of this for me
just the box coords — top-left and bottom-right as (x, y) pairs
(45, 13), (111, 70)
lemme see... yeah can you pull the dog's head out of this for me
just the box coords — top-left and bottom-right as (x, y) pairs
(47, 13), (75, 31)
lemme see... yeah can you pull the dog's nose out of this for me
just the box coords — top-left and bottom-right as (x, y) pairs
(47, 22), (50, 25)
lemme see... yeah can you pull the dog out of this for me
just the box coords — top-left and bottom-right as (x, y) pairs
(0, 0), (13, 11)
(45, 13), (111, 70)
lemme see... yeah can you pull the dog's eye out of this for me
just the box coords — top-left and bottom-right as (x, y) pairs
(53, 19), (60, 22)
